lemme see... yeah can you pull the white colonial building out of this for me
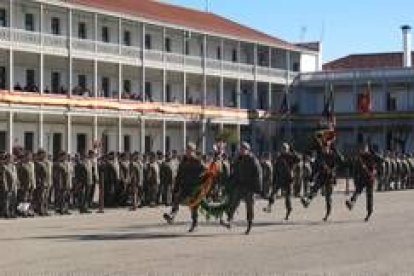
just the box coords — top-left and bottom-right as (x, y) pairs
(0, 0), (320, 157)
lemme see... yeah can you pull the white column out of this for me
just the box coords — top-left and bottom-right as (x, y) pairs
(67, 8), (73, 96)
(202, 35), (207, 106)
(117, 116), (122, 152)
(66, 114), (72, 154)
(237, 78), (241, 109)
(162, 27), (166, 103)
(253, 44), (258, 109)
(38, 112), (44, 149)
(39, 4), (44, 94)
(118, 18), (122, 54)
(140, 117), (145, 153)
(94, 13), (98, 52)
(8, 111), (13, 154)
(220, 76), (224, 108)
(94, 59), (98, 98)
(201, 120), (206, 154)
(182, 120), (187, 151)
(161, 119), (166, 155)
(118, 63), (122, 101)
(8, 49), (13, 92)
(268, 47), (272, 111)
(93, 115), (98, 143)
(183, 72), (187, 104)
(141, 23), (146, 102)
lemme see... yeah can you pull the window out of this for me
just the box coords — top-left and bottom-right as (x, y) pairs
(0, 8), (7, 27)
(25, 13), (34, 31)
(78, 75), (87, 89)
(217, 46), (222, 60)
(185, 40), (190, 55)
(292, 62), (300, 72)
(101, 77), (110, 97)
(145, 81), (152, 101)
(102, 26), (109, 42)
(0, 66), (6, 90)
(387, 93), (397, 111)
(145, 135), (152, 153)
(51, 17), (60, 35)
(26, 69), (35, 88)
(101, 134), (108, 154)
(166, 136), (171, 153)
(145, 34), (152, 49)
(123, 30), (131, 46)
(52, 133), (62, 159)
(77, 134), (87, 156)
(124, 135), (131, 153)
(24, 132), (34, 152)
(166, 84), (171, 102)
(123, 80), (131, 93)
(0, 131), (5, 152)
(51, 72), (61, 93)
(78, 22), (87, 39)
(165, 37), (171, 52)
(232, 49), (238, 62)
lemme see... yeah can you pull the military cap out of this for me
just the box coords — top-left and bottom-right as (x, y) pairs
(240, 141), (251, 151)
(186, 142), (197, 151)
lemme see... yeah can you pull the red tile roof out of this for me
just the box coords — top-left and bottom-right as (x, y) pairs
(69, 0), (306, 51)
(323, 52), (414, 71)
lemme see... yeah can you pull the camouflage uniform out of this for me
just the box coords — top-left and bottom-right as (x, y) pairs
(53, 152), (71, 215)
(129, 153), (144, 210)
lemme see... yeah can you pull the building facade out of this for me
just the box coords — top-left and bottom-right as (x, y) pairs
(0, 0), (320, 157)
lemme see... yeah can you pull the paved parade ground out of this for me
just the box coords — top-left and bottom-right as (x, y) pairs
(1, 190), (414, 275)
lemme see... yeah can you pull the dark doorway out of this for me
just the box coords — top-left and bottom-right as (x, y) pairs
(53, 133), (62, 159)
(77, 133), (87, 156)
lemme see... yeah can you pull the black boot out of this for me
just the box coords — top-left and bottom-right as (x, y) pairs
(301, 197), (310, 208)
(188, 220), (198, 233)
(245, 221), (252, 235)
(163, 213), (175, 225)
(364, 211), (372, 222)
(285, 208), (292, 221)
(345, 200), (354, 211)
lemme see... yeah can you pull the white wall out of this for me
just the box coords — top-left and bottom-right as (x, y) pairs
(300, 53), (318, 73)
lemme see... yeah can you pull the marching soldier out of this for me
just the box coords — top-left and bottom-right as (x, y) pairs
(104, 152), (120, 207)
(159, 152), (175, 206)
(74, 153), (92, 213)
(264, 143), (300, 221)
(34, 149), (51, 216)
(302, 154), (313, 196)
(163, 142), (206, 232)
(145, 152), (160, 207)
(53, 151), (71, 215)
(1, 153), (18, 218)
(346, 144), (384, 221)
(17, 151), (36, 215)
(223, 142), (262, 235)
(129, 152), (144, 210)
(301, 141), (344, 221)
(260, 153), (273, 200)
(118, 152), (131, 206)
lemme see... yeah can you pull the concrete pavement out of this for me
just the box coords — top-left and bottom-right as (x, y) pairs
(0, 190), (413, 275)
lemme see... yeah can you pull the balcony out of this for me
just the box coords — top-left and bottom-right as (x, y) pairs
(0, 27), (291, 84)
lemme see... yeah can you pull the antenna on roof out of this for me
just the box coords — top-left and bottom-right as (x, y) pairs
(204, 0), (211, 12)
(319, 20), (326, 43)
(300, 26), (307, 42)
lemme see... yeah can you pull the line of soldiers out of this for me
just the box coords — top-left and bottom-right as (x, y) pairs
(0, 140), (413, 233)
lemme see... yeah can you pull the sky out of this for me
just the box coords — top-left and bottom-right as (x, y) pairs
(167, 0), (414, 63)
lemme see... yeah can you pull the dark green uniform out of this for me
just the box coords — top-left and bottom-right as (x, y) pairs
(53, 153), (71, 215)
(346, 150), (383, 221)
(301, 146), (343, 221)
(129, 155), (143, 210)
(160, 158), (176, 206)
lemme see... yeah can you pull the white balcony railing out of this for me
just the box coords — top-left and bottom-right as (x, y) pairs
(13, 29), (40, 45)
(206, 58), (221, 70)
(186, 56), (202, 68)
(72, 38), (95, 52)
(97, 41), (119, 55)
(145, 49), (163, 62)
(0, 27), (10, 41)
(121, 46), (141, 59)
(43, 34), (67, 48)
(165, 52), (184, 64)
(223, 61), (238, 72)
(239, 63), (254, 74)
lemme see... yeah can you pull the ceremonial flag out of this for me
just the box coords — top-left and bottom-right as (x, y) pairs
(279, 92), (290, 115)
(322, 83), (335, 126)
(358, 81), (372, 113)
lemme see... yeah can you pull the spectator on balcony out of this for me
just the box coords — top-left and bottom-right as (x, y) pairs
(14, 83), (22, 91)
(82, 88), (92, 97)
(72, 86), (83, 96)
(44, 86), (50, 94)
(187, 96), (193, 105)
(25, 84), (39, 93)
(59, 86), (67, 95)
